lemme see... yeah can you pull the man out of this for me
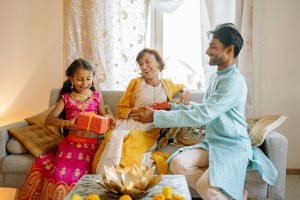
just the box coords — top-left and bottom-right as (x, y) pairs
(131, 23), (277, 200)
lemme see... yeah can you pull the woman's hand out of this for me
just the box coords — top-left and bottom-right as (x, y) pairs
(130, 106), (154, 123)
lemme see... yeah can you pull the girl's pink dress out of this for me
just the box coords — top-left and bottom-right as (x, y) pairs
(20, 91), (101, 200)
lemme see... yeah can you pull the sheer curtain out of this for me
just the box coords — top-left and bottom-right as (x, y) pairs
(64, 0), (150, 90)
(152, 0), (254, 115)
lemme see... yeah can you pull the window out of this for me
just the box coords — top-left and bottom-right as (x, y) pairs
(146, 0), (205, 90)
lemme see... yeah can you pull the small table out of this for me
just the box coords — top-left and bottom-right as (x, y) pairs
(0, 187), (20, 200)
(64, 174), (192, 200)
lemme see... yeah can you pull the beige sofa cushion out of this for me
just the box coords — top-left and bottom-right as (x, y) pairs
(25, 106), (61, 136)
(8, 125), (62, 157)
(247, 115), (287, 146)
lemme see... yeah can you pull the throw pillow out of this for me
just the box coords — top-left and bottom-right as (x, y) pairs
(176, 126), (206, 146)
(157, 128), (181, 148)
(8, 124), (62, 157)
(7, 137), (28, 154)
(25, 106), (61, 136)
(247, 115), (287, 146)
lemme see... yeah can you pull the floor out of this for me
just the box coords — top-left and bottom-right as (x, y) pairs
(285, 175), (300, 200)
(192, 175), (300, 200)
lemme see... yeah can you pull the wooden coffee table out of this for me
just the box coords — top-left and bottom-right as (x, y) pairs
(64, 174), (192, 200)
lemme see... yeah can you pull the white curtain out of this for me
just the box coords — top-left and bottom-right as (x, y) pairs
(152, 0), (183, 13)
(64, 0), (150, 90)
(200, 0), (254, 116)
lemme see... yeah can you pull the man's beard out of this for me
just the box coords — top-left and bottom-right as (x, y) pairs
(209, 55), (226, 66)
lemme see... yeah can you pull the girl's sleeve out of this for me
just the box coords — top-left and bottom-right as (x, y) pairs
(154, 76), (243, 128)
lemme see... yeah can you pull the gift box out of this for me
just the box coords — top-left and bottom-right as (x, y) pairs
(152, 101), (170, 110)
(76, 113), (111, 134)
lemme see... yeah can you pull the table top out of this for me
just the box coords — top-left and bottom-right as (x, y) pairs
(64, 174), (192, 200)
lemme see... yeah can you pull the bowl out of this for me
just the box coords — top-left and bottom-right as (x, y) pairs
(96, 164), (162, 198)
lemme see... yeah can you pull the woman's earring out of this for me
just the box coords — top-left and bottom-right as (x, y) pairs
(71, 82), (74, 90)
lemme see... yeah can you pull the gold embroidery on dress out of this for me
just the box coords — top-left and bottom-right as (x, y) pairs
(66, 152), (72, 159)
(86, 155), (91, 162)
(60, 167), (66, 175)
(78, 152), (83, 160)
(74, 168), (80, 177)
(68, 92), (94, 113)
(76, 143), (82, 148)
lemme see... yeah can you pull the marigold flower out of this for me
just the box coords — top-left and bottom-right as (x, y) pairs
(72, 194), (83, 200)
(171, 194), (185, 200)
(152, 194), (166, 200)
(86, 194), (101, 200)
(119, 194), (132, 200)
(162, 186), (172, 199)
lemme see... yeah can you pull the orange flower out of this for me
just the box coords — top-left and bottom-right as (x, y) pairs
(162, 186), (172, 199)
(152, 194), (166, 200)
(119, 194), (132, 200)
(171, 194), (185, 200)
(86, 194), (100, 200)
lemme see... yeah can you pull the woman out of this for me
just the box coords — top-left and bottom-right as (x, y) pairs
(92, 48), (184, 173)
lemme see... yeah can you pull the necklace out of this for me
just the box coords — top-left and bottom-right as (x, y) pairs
(153, 86), (157, 104)
(70, 90), (92, 101)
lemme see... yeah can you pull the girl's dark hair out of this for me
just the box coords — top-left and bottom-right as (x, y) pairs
(136, 48), (165, 71)
(208, 23), (244, 58)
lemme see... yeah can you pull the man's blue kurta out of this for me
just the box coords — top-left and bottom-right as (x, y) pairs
(154, 64), (277, 200)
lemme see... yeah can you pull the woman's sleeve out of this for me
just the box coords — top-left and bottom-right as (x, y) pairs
(115, 79), (136, 119)
(154, 76), (243, 128)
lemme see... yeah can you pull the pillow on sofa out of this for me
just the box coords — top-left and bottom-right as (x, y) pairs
(247, 115), (287, 146)
(8, 124), (62, 157)
(157, 127), (206, 148)
(7, 137), (28, 154)
(25, 106), (61, 136)
(176, 126), (206, 146)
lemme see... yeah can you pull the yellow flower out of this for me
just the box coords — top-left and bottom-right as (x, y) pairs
(152, 194), (166, 200)
(172, 194), (185, 200)
(162, 186), (172, 199)
(72, 194), (83, 200)
(86, 194), (100, 200)
(119, 194), (132, 200)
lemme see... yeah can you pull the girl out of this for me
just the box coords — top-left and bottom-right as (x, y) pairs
(19, 58), (110, 200)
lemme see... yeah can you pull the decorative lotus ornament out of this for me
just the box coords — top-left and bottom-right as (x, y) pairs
(96, 164), (162, 198)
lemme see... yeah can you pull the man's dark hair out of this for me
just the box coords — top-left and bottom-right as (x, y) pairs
(208, 23), (243, 58)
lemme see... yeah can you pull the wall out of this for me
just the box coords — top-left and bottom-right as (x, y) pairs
(0, 0), (63, 125)
(253, 0), (300, 169)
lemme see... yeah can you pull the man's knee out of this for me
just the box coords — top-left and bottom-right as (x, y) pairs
(169, 157), (187, 174)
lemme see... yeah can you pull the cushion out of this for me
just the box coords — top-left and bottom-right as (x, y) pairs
(25, 106), (61, 136)
(157, 115), (287, 148)
(157, 127), (205, 148)
(247, 115), (287, 146)
(8, 124), (62, 157)
(176, 126), (206, 146)
(7, 137), (28, 154)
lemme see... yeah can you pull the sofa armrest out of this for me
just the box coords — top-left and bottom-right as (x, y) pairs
(260, 131), (288, 200)
(0, 121), (29, 158)
(0, 120), (29, 186)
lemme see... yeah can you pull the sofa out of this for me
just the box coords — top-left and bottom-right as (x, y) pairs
(0, 89), (288, 199)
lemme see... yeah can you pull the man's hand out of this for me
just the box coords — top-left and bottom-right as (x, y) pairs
(130, 106), (154, 123)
